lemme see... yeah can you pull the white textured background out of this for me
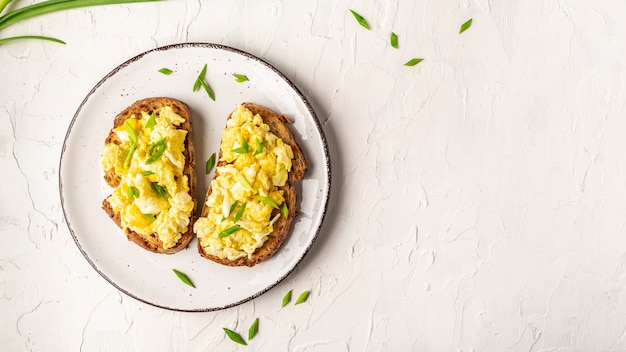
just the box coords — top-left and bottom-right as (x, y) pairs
(3, 0), (626, 350)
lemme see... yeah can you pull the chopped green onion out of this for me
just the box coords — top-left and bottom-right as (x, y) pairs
(404, 58), (424, 66)
(124, 120), (138, 145)
(237, 173), (253, 190)
(205, 152), (216, 174)
(200, 78), (216, 101)
(123, 144), (136, 168)
(233, 201), (246, 223)
(390, 32), (399, 48)
(281, 202), (289, 218)
(143, 213), (156, 222)
(145, 112), (156, 129)
(232, 137), (249, 154)
(218, 225), (241, 238)
(172, 269), (195, 288)
(223, 328), (247, 346)
(151, 182), (167, 199)
(141, 170), (154, 176)
(248, 318), (259, 340)
(254, 195), (279, 209)
(222, 200), (239, 222)
(158, 67), (173, 75)
(349, 9), (370, 30)
(193, 64), (207, 92)
(232, 73), (249, 83)
(145, 138), (167, 164)
(459, 18), (472, 34)
(295, 290), (311, 305)
(254, 138), (267, 156)
(126, 186), (139, 200)
(281, 289), (292, 307)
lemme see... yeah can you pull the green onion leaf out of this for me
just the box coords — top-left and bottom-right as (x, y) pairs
(218, 225), (241, 238)
(126, 186), (139, 200)
(404, 58), (424, 66)
(205, 152), (216, 174)
(223, 328), (247, 346)
(232, 73), (249, 83)
(281, 289), (292, 307)
(248, 318), (259, 340)
(124, 120), (138, 145)
(143, 213), (156, 222)
(200, 79), (216, 101)
(151, 182), (167, 199)
(349, 9), (370, 30)
(459, 18), (472, 34)
(123, 144), (136, 168)
(158, 67), (173, 75)
(232, 137), (249, 154)
(145, 138), (167, 164)
(172, 269), (195, 288)
(295, 290), (311, 305)
(233, 201), (247, 223)
(141, 170), (154, 176)
(0, 35), (65, 45)
(281, 202), (289, 218)
(390, 32), (399, 48)
(237, 173), (253, 190)
(145, 112), (156, 129)
(222, 200), (239, 222)
(253, 195), (279, 209)
(193, 64), (207, 92)
(254, 138), (267, 156)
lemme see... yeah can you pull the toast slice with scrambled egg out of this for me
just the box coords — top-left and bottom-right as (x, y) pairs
(194, 103), (307, 267)
(101, 97), (196, 254)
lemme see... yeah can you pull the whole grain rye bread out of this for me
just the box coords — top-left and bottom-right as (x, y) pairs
(197, 102), (307, 266)
(101, 97), (196, 254)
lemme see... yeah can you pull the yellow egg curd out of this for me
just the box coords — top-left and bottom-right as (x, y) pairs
(101, 106), (194, 249)
(194, 105), (295, 260)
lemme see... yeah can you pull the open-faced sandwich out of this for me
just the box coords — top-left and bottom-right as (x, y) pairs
(193, 103), (307, 267)
(100, 97), (196, 254)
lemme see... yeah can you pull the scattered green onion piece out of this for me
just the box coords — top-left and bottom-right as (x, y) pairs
(281, 202), (289, 218)
(193, 64), (207, 92)
(223, 328), (247, 346)
(404, 58), (424, 66)
(200, 79), (216, 101)
(248, 318), (259, 340)
(124, 144), (136, 168)
(172, 269), (195, 288)
(232, 73), (249, 83)
(124, 120), (138, 145)
(459, 18), (472, 34)
(254, 138), (267, 156)
(145, 112), (156, 129)
(151, 182), (167, 200)
(143, 213), (156, 222)
(141, 170), (154, 176)
(218, 225), (241, 238)
(390, 32), (399, 48)
(126, 186), (139, 200)
(237, 173), (253, 190)
(232, 137), (249, 154)
(254, 195), (279, 209)
(205, 152), (216, 174)
(158, 67), (173, 75)
(233, 201), (247, 223)
(145, 138), (167, 164)
(281, 289), (292, 307)
(295, 290), (311, 305)
(349, 9), (370, 30)
(222, 200), (239, 222)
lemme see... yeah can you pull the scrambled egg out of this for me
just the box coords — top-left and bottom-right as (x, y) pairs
(101, 106), (194, 249)
(194, 105), (294, 260)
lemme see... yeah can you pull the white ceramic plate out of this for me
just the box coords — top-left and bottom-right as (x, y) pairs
(59, 43), (330, 312)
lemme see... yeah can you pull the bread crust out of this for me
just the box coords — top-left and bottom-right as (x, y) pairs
(101, 97), (196, 254)
(197, 103), (307, 266)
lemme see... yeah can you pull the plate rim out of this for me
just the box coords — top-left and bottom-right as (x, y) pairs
(58, 42), (331, 312)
